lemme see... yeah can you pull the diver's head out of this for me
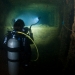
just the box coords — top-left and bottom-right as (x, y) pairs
(13, 19), (25, 31)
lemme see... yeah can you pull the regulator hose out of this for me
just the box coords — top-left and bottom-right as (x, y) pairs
(17, 31), (39, 61)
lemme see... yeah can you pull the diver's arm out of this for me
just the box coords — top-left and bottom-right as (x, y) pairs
(3, 31), (11, 44)
(3, 36), (7, 44)
(3, 36), (8, 51)
(23, 27), (34, 44)
(29, 32), (34, 41)
(28, 28), (34, 41)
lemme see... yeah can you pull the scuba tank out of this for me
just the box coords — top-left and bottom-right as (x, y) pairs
(7, 31), (20, 75)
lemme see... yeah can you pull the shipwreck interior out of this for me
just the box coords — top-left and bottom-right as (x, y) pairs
(0, 0), (74, 75)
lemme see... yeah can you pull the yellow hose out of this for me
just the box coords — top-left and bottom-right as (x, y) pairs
(17, 31), (39, 61)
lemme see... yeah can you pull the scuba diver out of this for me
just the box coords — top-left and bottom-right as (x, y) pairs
(3, 19), (34, 75)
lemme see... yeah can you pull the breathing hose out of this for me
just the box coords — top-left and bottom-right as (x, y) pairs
(17, 31), (39, 61)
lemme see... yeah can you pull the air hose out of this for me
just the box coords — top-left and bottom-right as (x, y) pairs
(17, 31), (39, 61)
